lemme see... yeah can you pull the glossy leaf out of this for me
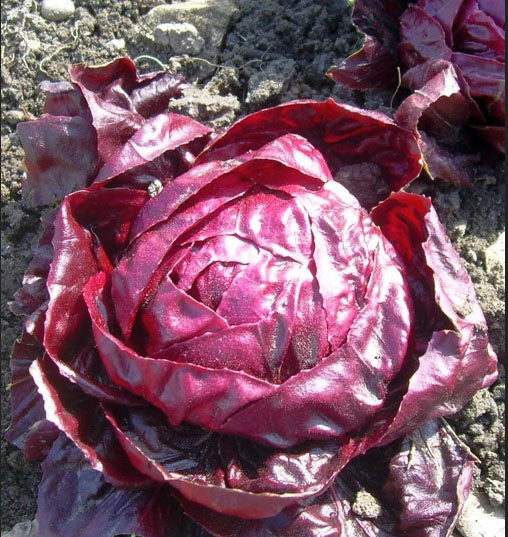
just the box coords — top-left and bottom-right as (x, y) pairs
(395, 61), (476, 185)
(103, 403), (356, 519)
(180, 420), (475, 537)
(37, 435), (191, 537)
(8, 58), (497, 537)
(17, 115), (98, 205)
(195, 99), (422, 209)
(371, 191), (498, 446)
(69, 57), (188, 163)
(18, 57), (193, 206)
(328, 0), (506, 179)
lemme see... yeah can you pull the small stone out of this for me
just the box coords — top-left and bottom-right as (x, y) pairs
(148, 179), (163, 197)
(484, 231), (505, 271)
(204, 67), (240, 96)
(1, 183), (9, 203)
(19, 37), (41, 55)
(351, 490), (382, 519)
(40, 0), (75, 22)
(451, 219), (467, 239)
(139, 0), (238, 76)
(3, 110), (26, 125)
(492, 384), (505, 401)
(74, 7), (96, 35)
(485, 477), (505, 506)
(106, 38), (127, 52)
(3, 519), (39, 537)
(457, 490), (505, 537)
(153, 22), (204, 54)
(465, 249), (478, 263)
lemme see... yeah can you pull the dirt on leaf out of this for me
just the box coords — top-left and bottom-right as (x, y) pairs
(1, 0), (504, 532)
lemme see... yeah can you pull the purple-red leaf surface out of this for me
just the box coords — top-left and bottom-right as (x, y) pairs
(327, 0), (505, 184)
(17, 57), (205, 206)
(37, 435), (192, 537)
(7, 58), (497, 537)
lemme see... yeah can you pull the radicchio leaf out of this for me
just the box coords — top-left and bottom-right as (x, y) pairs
(8, 59), (497, 537)
(394, 61), (477, 185)
(327, 0), (407, 90)
(17, 57), (193, 206)
(37, 434), (194, 537)
(327, 0), (506, 183)
(5, 316), (59, 461)
(195, 99), (422, 209)
(179, 420), (475, 537)
(69, 57), (187, 163)
(17, 115), (98, 205)
(371, 191), (497, 445)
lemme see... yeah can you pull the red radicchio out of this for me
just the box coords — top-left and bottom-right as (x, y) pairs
(327, 0), (506, 185)
(7, 58), (497, 537)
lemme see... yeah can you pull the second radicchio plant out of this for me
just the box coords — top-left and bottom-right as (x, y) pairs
(7, 58), (497, 537)
(328, 0), (505, 186)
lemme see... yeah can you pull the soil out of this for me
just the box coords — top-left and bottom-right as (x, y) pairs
(1, 0), (505, 532)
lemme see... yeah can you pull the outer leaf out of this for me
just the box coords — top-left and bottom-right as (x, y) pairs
(350, 0), (407, 50)
(454, 4), (505, 61)
(451, 52), (505, 124)
(416, 0), (465, 45)
(7, 213), (59, 459)
(37, 434), (193, 537)
(69, 57), (187, 163)
(5, 315), (58, 460)
(394, 62), (477, 185)
(417, 131), (478, 186)
(476, 0), (505, 28)
(11, 210), (55, 317)
(16, 80), (92, 206)
(40, 188), (149, 404)
(179, 420), (474, 537)
(472, 124), (505, 153)
(381, 420), (475, 536)
(91, 112), (212, 189)
(195, 99), (422, 209)
(103, 403), (356, 520)
(327, 35), (399, 90)
(61, 187), (148, 261)
(17, 115), (98, 205)
(371, 192), (498, 445)
(398, 61), (471, 139)
(398, 4), (452, 69)
(40, 80), (89, 118)
(30, 356), (150, 489)
(327, 0), (407, 89)
(17, 58), (196, 206)
(43, 194), (101, 360)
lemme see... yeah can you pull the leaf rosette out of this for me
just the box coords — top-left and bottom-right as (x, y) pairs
(7, 58), (497, 537)
(328, 0), (505, 185)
